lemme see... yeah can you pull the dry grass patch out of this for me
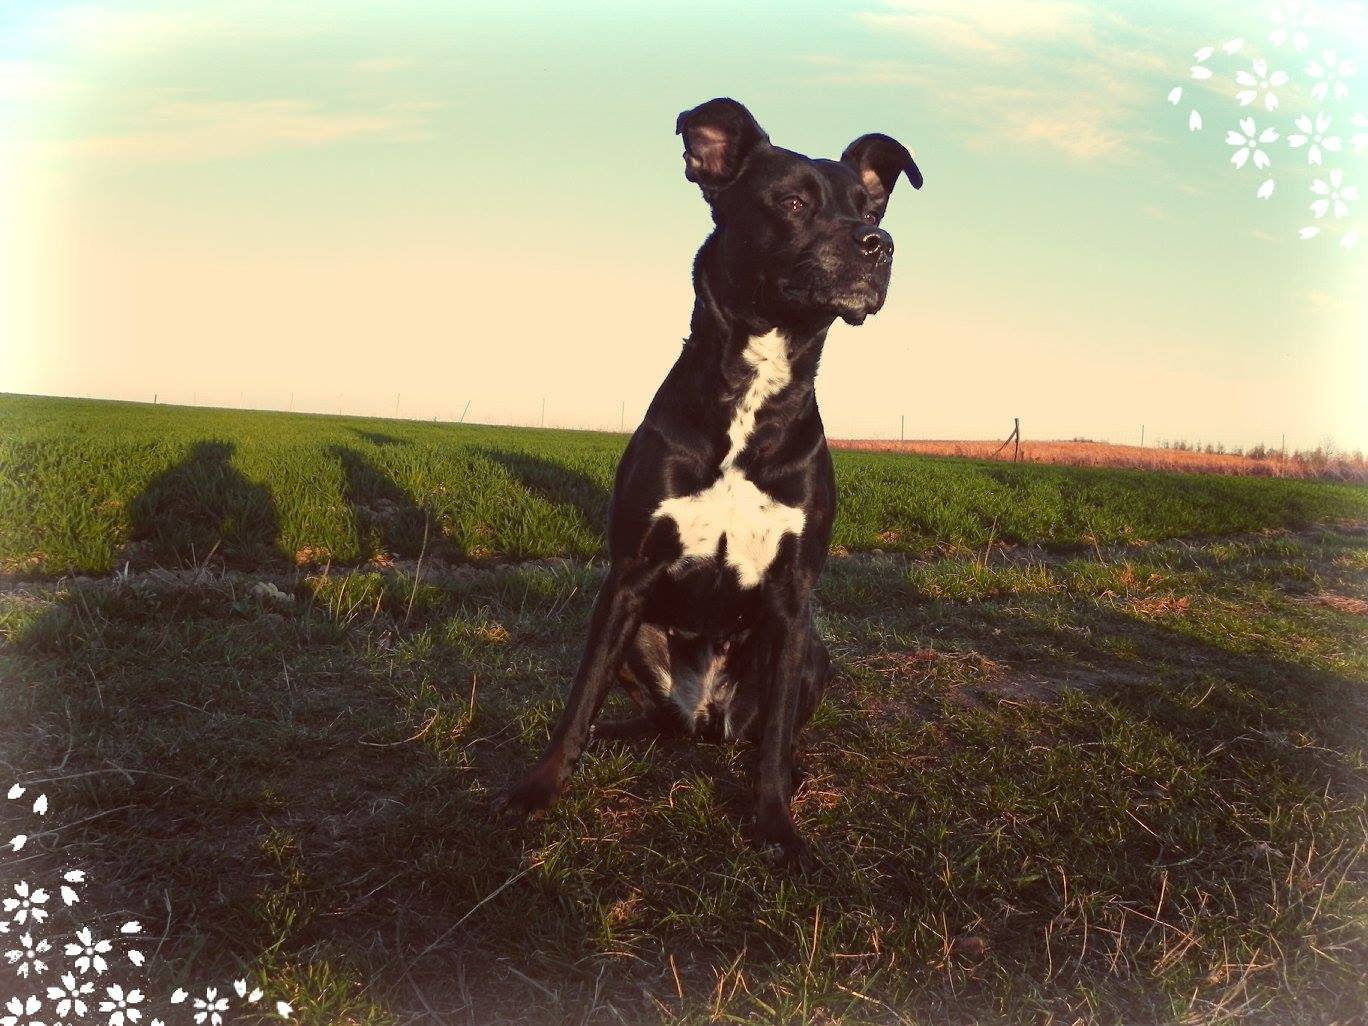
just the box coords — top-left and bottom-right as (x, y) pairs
(834, 438), (1368, 483)
(1303, 592), (1368, 617)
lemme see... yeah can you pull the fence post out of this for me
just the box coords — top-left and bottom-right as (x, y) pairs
(991, 418), (1021, 461)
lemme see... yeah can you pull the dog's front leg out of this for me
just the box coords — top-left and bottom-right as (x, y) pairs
(748, 581), (815, 863)
(494, 556), (662, 818)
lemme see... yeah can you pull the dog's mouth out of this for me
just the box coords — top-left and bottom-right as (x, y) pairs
(772, 273), (888, 326)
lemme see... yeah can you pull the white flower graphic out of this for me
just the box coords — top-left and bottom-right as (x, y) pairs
(1235, 57), (1289, 109)
(1351, 112), (1367, 152)
(48, 972), (96, 1018)
(3, 881), (50, 926)
(4, 931), (52, 977)
(1309, 168), (1358, 219)
(1269, 1), (1318, 51)
(65, 926), (114, 974)
(62, 868), (87, 907)
(190, 987), (230, 1026)
(232, 979), (264, 1004)
(3, 776), (295, 1026)
(1167, 86), (1203, 130)
(98, 984), (144, 1026)
(1227, 116), (1279, 169)
(1307, 49), (1356, 101)
(1, 995), (43, 1026)
(1190, 44), (1214, 80)
(1287, 112), (1343, 165)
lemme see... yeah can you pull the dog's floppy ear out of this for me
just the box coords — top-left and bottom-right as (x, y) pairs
(676, 97), (770, 198)
(841, 133), (923, 209)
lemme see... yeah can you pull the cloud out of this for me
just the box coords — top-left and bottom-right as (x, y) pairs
(0, 60), (74, 102)
(816, 3), (1179, 161)
(52, 96), (438, 163)
(810, 60), (1153, 159)
(857, 0), (1097, 54)
(32, 4), (230, 51)
(353, 57), (414, 73)
(6, 6), (439, 165)
(28, 2), (330, 52)
(986, 99), (1146, 160)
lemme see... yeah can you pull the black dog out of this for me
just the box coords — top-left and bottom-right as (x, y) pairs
(495, 97), (922, 861)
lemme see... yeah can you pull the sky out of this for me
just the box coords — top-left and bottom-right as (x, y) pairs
(1, 0), (1365, 451)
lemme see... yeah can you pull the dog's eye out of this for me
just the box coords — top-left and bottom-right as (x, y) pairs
(862, 211), (879, 224)
(780, 196), (806, 212)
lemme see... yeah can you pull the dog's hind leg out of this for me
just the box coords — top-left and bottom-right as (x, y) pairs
(593, 624), (684, 743)
(795, 618), (832, 732)
(591, 714), (670, 743)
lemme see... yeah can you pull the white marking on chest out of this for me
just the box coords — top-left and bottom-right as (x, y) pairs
(652, 330), (806, 589)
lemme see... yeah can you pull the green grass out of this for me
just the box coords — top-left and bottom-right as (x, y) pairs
(2, 393), (1366, 1022)
(2, 524), (1365, 1023)
(3, 392), (1365, 573)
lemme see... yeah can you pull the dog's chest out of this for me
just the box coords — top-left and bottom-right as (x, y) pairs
(652, 331), (806, 589)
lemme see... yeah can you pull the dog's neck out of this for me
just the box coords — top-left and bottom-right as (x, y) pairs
(684, 240), (833, 398)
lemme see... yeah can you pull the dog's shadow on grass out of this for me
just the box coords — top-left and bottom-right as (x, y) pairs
(349, 428), (408, 448)
(330, 443), (463, 561)
(126, 439), (281, 567)
(474, 447), (611, 539)
(1015, 601), (1363, 785)
(829, 552), (1364, 765)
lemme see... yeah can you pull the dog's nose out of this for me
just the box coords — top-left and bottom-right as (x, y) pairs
(855, 225), (894, 262)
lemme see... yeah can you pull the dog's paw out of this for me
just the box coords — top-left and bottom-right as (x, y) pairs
(490, 776), (558, 822)
(747, 807), (810, 870)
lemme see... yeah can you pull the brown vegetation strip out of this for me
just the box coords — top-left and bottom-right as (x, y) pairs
(831, 439), (1368, 483)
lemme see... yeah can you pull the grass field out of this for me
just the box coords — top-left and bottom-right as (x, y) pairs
(2, 392), (1366, 1024)
(3, 393), (1367, 574)
(2, 526), (1365, 1023)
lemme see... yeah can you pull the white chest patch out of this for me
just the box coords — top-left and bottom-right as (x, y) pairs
(651, 330), (807, 589)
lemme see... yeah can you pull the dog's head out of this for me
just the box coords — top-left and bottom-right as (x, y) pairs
(677, 97), (922, 327)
